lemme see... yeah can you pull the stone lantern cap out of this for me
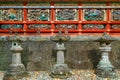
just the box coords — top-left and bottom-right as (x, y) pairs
(50, 30), (70, 44)
(6, 35), (28, 42)
(95, 32), (116, 44)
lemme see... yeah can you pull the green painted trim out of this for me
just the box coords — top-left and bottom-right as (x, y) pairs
(82, 2), (106, 4)
(27, 2), (50, 4)
(0, 2), (22, 4)
(55, 2), (77, 4)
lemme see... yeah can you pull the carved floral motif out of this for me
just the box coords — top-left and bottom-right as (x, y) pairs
(55, 24), (77, 30)
(0, 9), (22, 21)
(27, 9), (49, 21)
(0, 24), (22, 30)
(28, 24), (50, 30)
(83, 9), (105, 21)
(82, 24), (105, 29)
(111, 9), (120, 21)
(111, 25), (120, 29)
(55, 9), (77, 21)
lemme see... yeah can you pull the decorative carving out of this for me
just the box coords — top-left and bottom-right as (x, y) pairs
(83, 9), (105, 21)
(27, 9), (49, 21)
(55, 9), (77, 21)
(50, 30), (70, 44)
(0, 24), (23, 30)
(82, 24), (105, 29)
(111, 9), (120, 21)
(111, 25), (120, 29)
(28, 24), (50, 30)
(55, 24), (77, 30)
(0, 9), (22, 21)
(6, 35), (28, 42)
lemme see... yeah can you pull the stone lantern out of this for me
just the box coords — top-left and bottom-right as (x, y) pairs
(95, 32), (116, 78)
(50, 30), (71, 79)
(4, 35), (28, 79)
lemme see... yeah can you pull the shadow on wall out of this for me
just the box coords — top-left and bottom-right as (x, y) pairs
(111, 41), (120, 69)
(0, 42), (11, 71)
(87, 49), (101, 69)
(21, 41), (30, 70)
(52, 48), (56, 62)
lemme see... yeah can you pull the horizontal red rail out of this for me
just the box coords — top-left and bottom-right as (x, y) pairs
(26, 30), (51, 33)
(54, 21), (78, 24)
(0, 21), (119, 24)
(26, 21), (51, 24)
(109, 21), (120, 24)
(54, 30), (79, 33)
(82, 21), (107, 24)
(81, 30), (106, 33)
(0, 29), (24, 33)
(110, 30), (120, 33)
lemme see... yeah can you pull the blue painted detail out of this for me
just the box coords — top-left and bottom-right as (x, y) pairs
(0, 25), (22, 30)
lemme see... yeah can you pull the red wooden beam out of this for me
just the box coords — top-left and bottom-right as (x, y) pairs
(82, 21), (107, 24)
(51, 2), (55, 34)
(110, 21), (120, 24)
(23, 2), (27, 33)
(54, 30), (79, 33)
(110, 30), (120, 33)
(82, 30), (106, 33)
(0, 29), (24, 33)
(26, 30), (51, 33)
(78, 2), (82, 33)
(54, 21), (78, 24)
(106, 2), (110, 33)
(26, 21), (51, 24)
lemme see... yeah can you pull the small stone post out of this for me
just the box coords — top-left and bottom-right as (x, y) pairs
(56, 43), (65, 64)
(95, 32), (116, 78)
(4, 36), (27, 79)
(8, 41), (26, 75)
(50, 30), (71, 79)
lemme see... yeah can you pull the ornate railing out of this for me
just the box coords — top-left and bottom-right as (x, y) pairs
(0, 2), (119, 34)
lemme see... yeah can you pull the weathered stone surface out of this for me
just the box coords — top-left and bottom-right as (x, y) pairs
(1, 70), (120, 80)
(95, 44), (116, 78)
(0, 41), (120, 71)
(3, 41), (27, 80)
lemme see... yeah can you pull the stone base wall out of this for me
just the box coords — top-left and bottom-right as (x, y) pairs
(0, 41), (120, 71)
(1, 70), (120, 80)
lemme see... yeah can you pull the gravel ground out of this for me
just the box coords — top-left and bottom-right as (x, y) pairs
(0, 70), (120, 80)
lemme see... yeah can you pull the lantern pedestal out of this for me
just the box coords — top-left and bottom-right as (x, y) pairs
(4, 41), (27, 80)
(50, 30), (71, 79)
(95, 32), (117, 78)
(50, 43), (71, 79)
(95, 44), (116, 78)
